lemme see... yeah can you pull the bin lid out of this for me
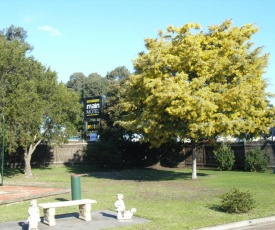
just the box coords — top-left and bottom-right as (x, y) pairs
(71, 174), (81, 177)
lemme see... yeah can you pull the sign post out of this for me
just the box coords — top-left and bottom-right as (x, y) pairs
(1, 114), (5, 186)
(84, 96), (102, 141)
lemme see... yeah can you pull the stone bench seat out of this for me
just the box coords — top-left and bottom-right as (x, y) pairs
(38, 199), (97, 226)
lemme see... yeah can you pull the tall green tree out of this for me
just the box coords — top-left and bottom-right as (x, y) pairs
(86, 72), (110, 97)
(1, 24), (28, 44)
(106, 66), (131, 80)
(0, 26), (81, 176)
(101, 66), (133, 139)
(84, 67), (135, 169)
(117, 20), (275, 179)
(66, 72), (110, 100)
(66, 72), (86, 101)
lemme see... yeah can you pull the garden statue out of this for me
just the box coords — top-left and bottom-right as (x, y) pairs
(27, 199), (40, 230)
(114, 194), (136, 220)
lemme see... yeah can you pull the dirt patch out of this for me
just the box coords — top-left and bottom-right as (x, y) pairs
(0, 186), (70, 205)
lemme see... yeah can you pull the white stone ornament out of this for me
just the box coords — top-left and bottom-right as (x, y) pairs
(27, 199), (40, 230)
(114, 194), (136, 220)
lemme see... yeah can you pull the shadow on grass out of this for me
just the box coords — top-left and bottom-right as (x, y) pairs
(3, 166), (56, 179)
(64, 165), (98, 175)
(65, 167), (209, 181)
(4, 168), (24, 177)
(208, 204), (224, 213)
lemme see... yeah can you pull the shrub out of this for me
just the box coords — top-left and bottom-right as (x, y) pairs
(245, 148), (270, 172)
(213, 143), (235, 170)
(83, 140), (122, 169)
(220, 188), (256, 213)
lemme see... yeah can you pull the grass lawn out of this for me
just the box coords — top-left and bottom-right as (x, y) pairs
(1, 166), (275, 229)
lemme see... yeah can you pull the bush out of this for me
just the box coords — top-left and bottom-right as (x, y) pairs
(245, 148), (270, 172)
(83, 140), (122, 169)
(213, 143), (235, 170)
(220, 188), (256, 213)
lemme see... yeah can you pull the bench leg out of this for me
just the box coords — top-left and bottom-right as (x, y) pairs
(43, 208), (56, 226)
(79, 203), (91, 221)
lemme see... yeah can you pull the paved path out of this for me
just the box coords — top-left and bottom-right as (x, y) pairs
(0, 210), (151, 230)
(2, 213), (275, 230)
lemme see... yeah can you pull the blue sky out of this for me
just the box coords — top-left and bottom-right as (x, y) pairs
(1, 0), (275, 103)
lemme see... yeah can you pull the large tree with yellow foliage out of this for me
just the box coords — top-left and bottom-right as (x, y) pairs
(117, 20), (275, 179)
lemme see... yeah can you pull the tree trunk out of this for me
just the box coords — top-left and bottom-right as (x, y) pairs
(24, 140), (42, 177)
(24, 151), (32, 177)
(192, 147), (197, 180)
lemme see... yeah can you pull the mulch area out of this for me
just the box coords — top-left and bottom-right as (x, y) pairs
(0, 186), (70, 205)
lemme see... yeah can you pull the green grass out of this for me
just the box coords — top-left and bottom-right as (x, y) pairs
(1, 166), (275, 229)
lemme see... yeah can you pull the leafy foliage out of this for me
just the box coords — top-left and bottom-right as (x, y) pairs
(66, 72), (110, 102)
(245, 148), (270, 172)
(86, 72), (110, 97)
(0, 24), (31, 51)
(97, 67), (144, 168)
(116, 20), (275, 179)
(76, 66), (139, 169)
(220, 188), (256, 213)
(101, 68), (130, 127)
(117, 20), (274, 147)
(0, 25), (82, 176)
(65, 72), (86, 100)
(84, 141), (122, 169)
(106, 66), (131, 80)
(213, 143), (235, 170)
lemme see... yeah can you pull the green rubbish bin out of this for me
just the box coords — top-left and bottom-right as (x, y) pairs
(71, 174), (81, 200)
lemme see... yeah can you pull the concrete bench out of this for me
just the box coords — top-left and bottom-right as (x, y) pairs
(38, 199), (97, 226)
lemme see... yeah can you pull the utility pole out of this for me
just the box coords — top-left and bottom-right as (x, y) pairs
(1, 114), (5, 186)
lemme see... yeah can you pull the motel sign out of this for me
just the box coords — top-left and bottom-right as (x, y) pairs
(84, 96), (102, 119)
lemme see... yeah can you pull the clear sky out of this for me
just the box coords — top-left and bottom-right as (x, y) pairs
(1, 0), (275, 103)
